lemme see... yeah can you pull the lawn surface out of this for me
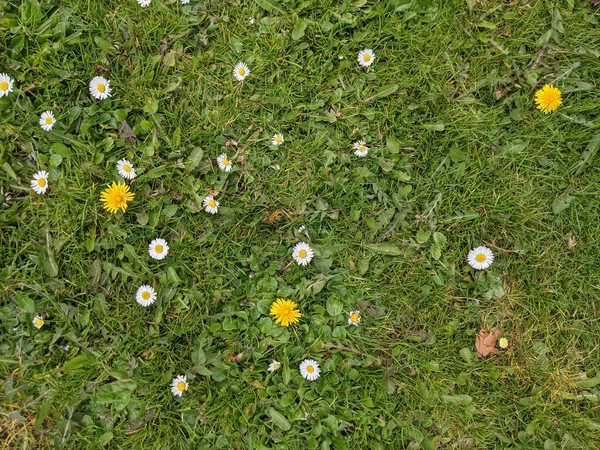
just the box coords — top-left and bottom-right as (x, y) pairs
(2, 0), (600, 448)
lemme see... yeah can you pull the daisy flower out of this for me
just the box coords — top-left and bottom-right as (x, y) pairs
(249, 18), (255, 25)
(137, 0), (151, 6)
(100, 181), (134, 214)
(217, 153), (232, 172)
(270, 299), (302, 327)
(358, 49), (375, 67)
(233, 62), (250, 82)
(32, 315), (44, 329)
(31, 170), (49, 195)
(498, 337), (509, 349)
(467, 246), (494, 270)
(0, 73), (14, 98)
(297, 225), (307, 234)
(534, 84), (562, 114)
(271, 133), (284, 146)
(170, 375), (188, 397)
(117, 159), (136, 179)
(89, 76), (112, 100)
(292, 242), (314, 266)
(203, 195), (219, 214)
(149, 238), (169, 260)
(136, 285), (157, 307)
(353, 140), (369, 158)
(348, 310), (361, 326)
(268, 360), (281, 372)
(39, 111), (56, 131)
(299, 359), (320, 381)
(181, 0), (190, 3)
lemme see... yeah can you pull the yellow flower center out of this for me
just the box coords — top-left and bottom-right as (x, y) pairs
(222, 158), (229, 166)
(306, 365), (314, 374)
(499, 338), (508, 347)
(155, 245), (163, 253)
(358, 145), (365, 152)
(273, 363), (280, 370)
(35, 318), (43, 327)
(45, 116), (53, 125)
(475, 253), (486, 262)
(97, 83), (105, 93)
(0, 81), (8, 91)
(123, 165), (131, 172)
(209, 200), (216, 208)
(363, 54), (371, 61)
(238, 69), (245, 76)
(115, 195), (123, 204)
(142, 291), (151, 300)
(177, 381), (186, 391)
(37, 178), (47, 187)
(275, 136), (282, 142)
(299, 249), (307, 258)
(351, 313), (359, 322)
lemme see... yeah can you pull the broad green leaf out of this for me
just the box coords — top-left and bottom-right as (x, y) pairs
(422, 123), (445, 131)
(576, 376), (600, 389)
(365, 84), (398, 102)
(466, 0), (475, 11)
(477, 20), (496, 30)
(459, 347), (472, 363)
(144, 165), (168, 179)
(439, 210), (479, 223)
(49, 154), (62, 168)
(326, 298), (343, 317)
(94, 36), (116, 53)
(15, 294), (35, 314)
(255, 0), (282, 13)
(551, 194), (574, 214)
(186, 147), (204, 169)
(292, 19), (306, 40)
(442, 394), (473, 405)
(416, 230), (431, 244)
(429, 245), (441, 260)
(51, 142), (71, 158)
(365, 243), (402, 256)
(63, 354), (92, 371)
(432, 232), (447, 247)
(98, 431), (113, 446)
(386, 135), (400, 154)
(268, 408), (291, 430)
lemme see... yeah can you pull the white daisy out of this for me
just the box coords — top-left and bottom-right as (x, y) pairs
(268, 360), (281, 372)
(467, 246), (494, 270)
(249, 18), (255, 25)
(348, 310), (361, 326)
(203, 195), (219, 214)
(353, 140), (369, 158)
(89, 76), (111, 100)
(498, 337), (509, 349)
(299, 359), (320, 381)
(358, 49), (375, 67)
(170, 375), (188, 397)
(233, 62), (250, 82)
(181, 0), (190, 3)
(31, 170), (49, 195)
(149, 238), (169, 260)
(32, 315), (44, 329)
(117, 159), (136, 179)
(297, 225), (307, 233)
(0, 73), (14, 98)
(137, 0), (151, 6)
(271, 133), (284, 146)
(39, 111), (56, 131)
(217, 153), (232, 172)
(292, 242), (314, 266)
(136, 285), (157, 307)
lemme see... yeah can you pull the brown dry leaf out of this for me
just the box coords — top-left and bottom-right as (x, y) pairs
(475, 327), (501, 357)
(357, 300), (381, 317)
(568, 236), (577, 249)
(119, 120), (136, 146)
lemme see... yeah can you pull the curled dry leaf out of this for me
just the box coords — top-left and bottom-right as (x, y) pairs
(475, 327), (501, 357)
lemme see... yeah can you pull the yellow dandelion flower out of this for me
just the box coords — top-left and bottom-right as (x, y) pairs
(269, 299), (302, 327)
(100, 181), (134, 214)
(534, 84), (562, 114)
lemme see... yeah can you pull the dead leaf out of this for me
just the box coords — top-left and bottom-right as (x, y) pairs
(357, 300), (381, 317)
(475, 327), (501, 357)
(118, 120), (136, 146)
(568, 236), (577, 249)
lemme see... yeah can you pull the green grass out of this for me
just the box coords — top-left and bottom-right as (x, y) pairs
(2, 0), (600, 448)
